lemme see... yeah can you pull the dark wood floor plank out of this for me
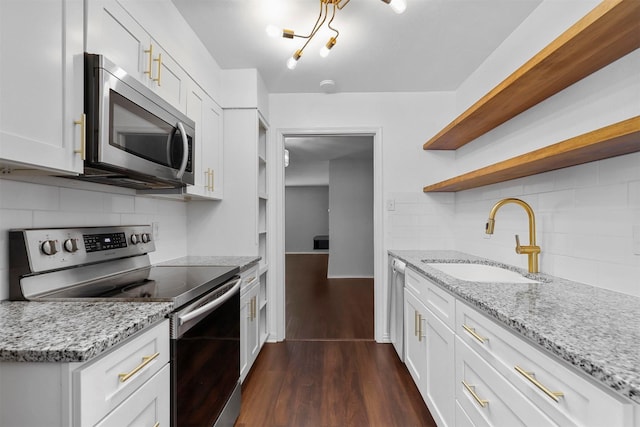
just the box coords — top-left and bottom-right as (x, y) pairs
(235, 254), (436, 427)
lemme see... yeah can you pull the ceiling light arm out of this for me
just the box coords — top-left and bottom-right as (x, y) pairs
(292, 0), (328, 39)
(327, 2), (340, 39)
(298, 1), (330, 53)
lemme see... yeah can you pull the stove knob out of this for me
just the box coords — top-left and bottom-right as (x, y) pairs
(41, 240), (58, 256)
(141, 233), (151, 243)
(130, 234), (139, 245)
(63, 238), (79, 253)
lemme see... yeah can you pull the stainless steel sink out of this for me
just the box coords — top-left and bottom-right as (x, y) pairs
(424, 262), (539, 284)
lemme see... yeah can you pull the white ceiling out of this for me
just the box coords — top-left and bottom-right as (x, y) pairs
(285, 135), (373, 162)
(172, 0), (542, 94)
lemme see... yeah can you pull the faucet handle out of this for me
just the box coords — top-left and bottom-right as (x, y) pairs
(515, 235), (522, 253)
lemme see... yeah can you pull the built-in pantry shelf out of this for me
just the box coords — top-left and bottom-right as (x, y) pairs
(422, 0), (640, 151)
(422, 116), (640, 192)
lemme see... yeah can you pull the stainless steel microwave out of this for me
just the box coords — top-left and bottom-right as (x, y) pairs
(75, 53), (195, 189)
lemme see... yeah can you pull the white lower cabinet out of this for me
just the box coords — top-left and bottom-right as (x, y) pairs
(95, 365), (170, 427)
(0, 320), (170, 427)
(402, 266), (637, 427)
(456, 300), (636, 427)
(404, 267), (455, 427)
(456, 336), (555, 426)
(240, 264), (261, 382)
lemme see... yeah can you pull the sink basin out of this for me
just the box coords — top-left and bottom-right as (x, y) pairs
(424, 262), (539, 284)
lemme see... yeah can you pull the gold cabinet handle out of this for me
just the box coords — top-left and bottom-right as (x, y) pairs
(463, 324), (487, 344)
(209, 169), (214, 192)
(144, 45), (154, 77)
(414, 310), (419, 337)
(418, 314), (425, 342)
(514, 365), (564, 402)
(153, 53), (162, 86)
(462, 381), (489, 408)
(252, 296), (257, 320)
(73, 114), (86, 160)
(153, 423), (159, 427)
(118, 352), (160, 383)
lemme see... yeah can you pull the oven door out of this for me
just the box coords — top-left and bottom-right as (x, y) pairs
(86, 54), (195, 185)
(171, 276), (241, 427)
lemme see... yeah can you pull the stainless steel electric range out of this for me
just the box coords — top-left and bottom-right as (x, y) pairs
(9, 225), (241, 427)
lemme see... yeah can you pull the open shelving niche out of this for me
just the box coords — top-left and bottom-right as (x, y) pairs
(257, 115), (269, 345)
(422, 0), (640, 192)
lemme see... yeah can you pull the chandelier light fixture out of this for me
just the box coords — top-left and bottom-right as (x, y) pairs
(266, 0), (407, 70)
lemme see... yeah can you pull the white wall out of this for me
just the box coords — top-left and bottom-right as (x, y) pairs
(0, 178), (188, 300)
(443, 0), (640, 296)
(328, 156), (374, 278)
(285, 160), (329, 186)
(285, 186), (329, 253)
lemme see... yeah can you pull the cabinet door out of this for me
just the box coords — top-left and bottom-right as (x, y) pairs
(240, 283), (259, 382)
(150, 40), (187, 113)
(184, 82), (223, 200)
(404, 289), (427, 395)
(202, 95), (224, 199)
(85, 0), (149, 80)
(0, 0), (84, 174)
(424, 307), (455, 427)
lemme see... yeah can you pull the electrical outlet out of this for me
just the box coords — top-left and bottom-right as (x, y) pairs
(633, 225), (640, 255)
(386, 199), (395, 211)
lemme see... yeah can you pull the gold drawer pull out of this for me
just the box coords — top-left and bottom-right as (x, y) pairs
(144, 45), (154, 77)
(414, 310), (419, 337)
(418, 314), (425, 342)
(462, 381), (488, 408)
(514, 365), (564, 402)
(118, 352), (160, 383)
(463, 324), (487, 344)
(153, 423), (160, 427)
(153, 53), (162, 86)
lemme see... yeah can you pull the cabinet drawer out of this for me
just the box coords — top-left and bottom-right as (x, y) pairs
(96, 364), (170, 427)
(75, 320), (170, 427)
(456, 301), (634, 427)
(406, 267), (455, 329)
(456, 337), (555, 427)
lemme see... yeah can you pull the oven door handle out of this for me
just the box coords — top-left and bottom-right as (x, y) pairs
(178, 277), (242, 325)
(175, 121), (189, 179)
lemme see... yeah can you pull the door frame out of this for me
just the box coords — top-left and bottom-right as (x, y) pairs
(271, 127), (384, 342)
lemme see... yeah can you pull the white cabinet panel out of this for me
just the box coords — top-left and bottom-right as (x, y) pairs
(0, 0), (84, 174)
(404, 289), (427, 391)
(456, 336), (556, 427)
(424, 307), (455, 427)
(96, 365), (170, 427)
(240, 274), (260, 382)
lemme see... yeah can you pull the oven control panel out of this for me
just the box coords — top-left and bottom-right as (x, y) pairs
(10, 225), (155, 274)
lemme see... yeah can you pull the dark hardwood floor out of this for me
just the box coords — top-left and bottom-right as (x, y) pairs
(235, 254), (436, 427)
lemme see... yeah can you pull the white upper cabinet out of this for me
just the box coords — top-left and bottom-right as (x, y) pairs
(85, 0), (188, 112)
(184, 81), (223, 200)
(0, 0), (84, 175)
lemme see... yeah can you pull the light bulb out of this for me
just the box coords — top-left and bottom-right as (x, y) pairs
(266, 25), (281, 38)
(287, 50), (302, 70)
(388, 0), (406, 14)
(319, 37), (336, 58)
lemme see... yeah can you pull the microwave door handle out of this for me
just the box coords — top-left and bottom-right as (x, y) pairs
(175, 121), (189, 179)
(178, 278), (241, 325)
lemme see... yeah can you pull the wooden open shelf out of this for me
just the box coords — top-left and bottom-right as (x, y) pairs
(423, 0), (640, 151)
(423, 116), (640, 192)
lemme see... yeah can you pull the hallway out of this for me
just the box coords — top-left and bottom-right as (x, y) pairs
(235, 254), (436, 427)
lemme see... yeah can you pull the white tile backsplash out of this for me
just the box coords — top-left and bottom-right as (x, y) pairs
(0, 180), (188, 300)
(450, 154), (640, 297)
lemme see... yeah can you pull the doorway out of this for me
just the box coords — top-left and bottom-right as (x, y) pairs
(273, 129), (384, 342)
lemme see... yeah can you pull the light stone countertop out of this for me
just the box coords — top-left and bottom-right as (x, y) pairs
(0, 301), (172, 363)
(388, 250), (640, 404)
(156, 256), (261, 272)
